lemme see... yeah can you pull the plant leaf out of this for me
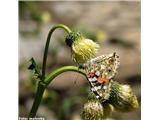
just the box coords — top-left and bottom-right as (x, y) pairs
(28, 57), (42, 79)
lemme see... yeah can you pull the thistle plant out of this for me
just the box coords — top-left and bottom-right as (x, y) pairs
(28, 24), (139, 119)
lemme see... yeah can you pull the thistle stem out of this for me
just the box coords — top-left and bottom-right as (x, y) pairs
(41, 24), (72, 81)
(28, 66), (86, 118)
(28, 82), (45, 118)
(44, 66), (87, 86)
(28, 24), (86, 118)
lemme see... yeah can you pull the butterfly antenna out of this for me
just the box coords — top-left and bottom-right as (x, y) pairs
(73, 74), (79, 86)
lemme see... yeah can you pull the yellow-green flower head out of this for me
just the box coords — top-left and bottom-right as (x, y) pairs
(108, 81), (139, 112)
(85, 92), (113, 119)
(65, 31), (99, 64)
(82, 100), (103, 120)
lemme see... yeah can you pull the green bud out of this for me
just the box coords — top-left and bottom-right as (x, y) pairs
(108, 81), (139, 112)
(65, 32), (83, 47)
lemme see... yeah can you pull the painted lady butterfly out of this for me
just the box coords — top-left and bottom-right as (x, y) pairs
(82, 52), (120, 102)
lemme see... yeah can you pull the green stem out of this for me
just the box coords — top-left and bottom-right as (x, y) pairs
(41, 24), (72, 80)
(44, 66), (87, 86)
(28, 66), (86, 118)
(28, 24), (73, 118)
(28, 82), (45, 118)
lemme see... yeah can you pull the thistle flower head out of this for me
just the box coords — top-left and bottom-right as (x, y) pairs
(109, 81), (139, 112)
(82, 92), (113, 120)
(82, 100), (104, 120)
(65, 31), (99, 64)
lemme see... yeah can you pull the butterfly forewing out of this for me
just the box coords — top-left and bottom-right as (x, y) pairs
(83, 52), (120, 102)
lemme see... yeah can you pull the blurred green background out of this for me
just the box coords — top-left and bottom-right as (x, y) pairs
(19, 1), (141, 120)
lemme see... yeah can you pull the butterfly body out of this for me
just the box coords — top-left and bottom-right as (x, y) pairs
(83, 52), (120, 102)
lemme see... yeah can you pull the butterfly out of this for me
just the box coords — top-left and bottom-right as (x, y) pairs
(81, 52), (120, 102)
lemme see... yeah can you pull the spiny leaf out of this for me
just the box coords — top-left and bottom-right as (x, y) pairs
(28, 57), (42, 79)
(28, 58), (36, 70)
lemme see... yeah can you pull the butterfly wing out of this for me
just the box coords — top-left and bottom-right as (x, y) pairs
(89, 52), (120, 79)
(83, 52), (120, 102)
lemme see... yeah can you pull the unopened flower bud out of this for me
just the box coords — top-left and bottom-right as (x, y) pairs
(65, 31), (99, 64)
(109, 81), (139, 112)
(82, 100), (103, 120)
